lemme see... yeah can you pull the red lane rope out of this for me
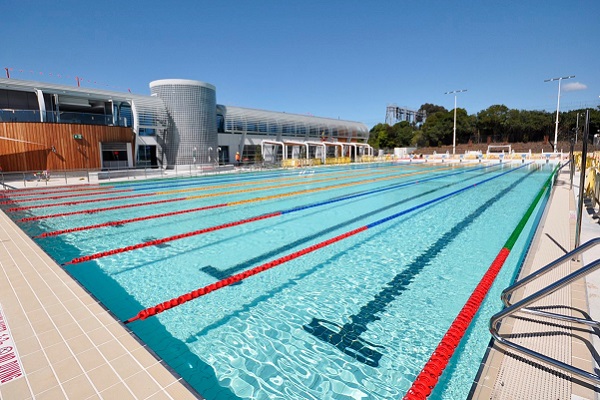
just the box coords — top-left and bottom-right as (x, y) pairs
(403, 163), (556, 399)
(18, 198), (185, 222)
(0, 185), (113, 198)
(403, 248), (510, 399)
(8, 166), (425, 212)
(7, 191), (159, 211)
(8, 169), (336, 210)
(0, 184), (103, 197)
(18, 168), (425, 221)
(124, 226), (367, 324)
(0, 188), (133, 205)
(62, 211), (282, 265)
(36, 203), (228, 238)
(121, 164), (527, 324)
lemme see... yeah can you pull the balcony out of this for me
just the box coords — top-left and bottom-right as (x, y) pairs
(0, 109), (129, 127)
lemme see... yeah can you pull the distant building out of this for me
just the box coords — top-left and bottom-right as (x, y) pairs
(0, 78), (369, 172)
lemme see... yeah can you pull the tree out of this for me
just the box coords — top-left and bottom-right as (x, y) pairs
(418, 111), (453, 147)
(419, 103), (447, 117)
(415, 108), (471, 147)
(369, 103), (597, 148)
(368, 122), (418, 150)
(562, 109), (600, 144)
(476, 105), (509, 142)
(392, 121), (416, 147)
(368, 123), (392, 149)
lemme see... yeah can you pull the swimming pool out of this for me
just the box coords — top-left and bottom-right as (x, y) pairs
(3, 162), (555, 399)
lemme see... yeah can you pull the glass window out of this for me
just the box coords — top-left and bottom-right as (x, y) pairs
(119, 105), (133, 127)
(217, 114), (225, 133)
(241, 145), (262, 164)
(234, 118), (244, 131)
(139, 128), (155, 136)
(282, 123), (294, 135)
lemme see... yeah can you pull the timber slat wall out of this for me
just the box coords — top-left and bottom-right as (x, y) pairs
(0, 122), (134, 172)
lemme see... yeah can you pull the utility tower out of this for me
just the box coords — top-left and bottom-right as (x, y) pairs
(385, 104), (426, 125)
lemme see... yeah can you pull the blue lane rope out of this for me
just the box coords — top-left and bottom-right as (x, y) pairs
(281, 163), (500, 215)
(366, 163), (531, 229)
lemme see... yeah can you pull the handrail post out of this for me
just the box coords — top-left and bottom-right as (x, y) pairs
(569, 138), (574, 189)
(574, 110), (590, 249)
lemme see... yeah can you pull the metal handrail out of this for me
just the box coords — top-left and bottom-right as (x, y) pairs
(501, 237), (600, 307)
(490, 240), (600, 384)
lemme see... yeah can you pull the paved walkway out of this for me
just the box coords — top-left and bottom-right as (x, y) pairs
(471, 167), (600, 399)
(0, 205), (198, 398)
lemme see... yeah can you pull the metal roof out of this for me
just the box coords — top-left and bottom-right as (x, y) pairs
(0, 77), (150, 103)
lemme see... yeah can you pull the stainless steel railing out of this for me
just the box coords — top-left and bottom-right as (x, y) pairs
(490, 238), (600, 384)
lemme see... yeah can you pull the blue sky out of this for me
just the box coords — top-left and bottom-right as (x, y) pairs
(2, 0), (599, 127)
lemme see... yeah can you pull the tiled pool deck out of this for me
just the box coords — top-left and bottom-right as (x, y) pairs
(0, 163), (598, 399)
(0, 189), (199, 398)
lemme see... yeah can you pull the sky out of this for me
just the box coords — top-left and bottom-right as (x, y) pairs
(1, 0), (599, 128)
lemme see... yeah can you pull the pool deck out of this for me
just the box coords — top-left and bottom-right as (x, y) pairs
(0, 162), (598, 399)
(0, 191), (199, 397)
(470, 167), (600, 399)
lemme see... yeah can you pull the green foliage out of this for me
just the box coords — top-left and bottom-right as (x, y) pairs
(419, 103), (448, 116)
(369, 105), (600, 150)
(368, 121), (419, 149)
(417, 108), (473, 147)
(476, 104), (509, 141)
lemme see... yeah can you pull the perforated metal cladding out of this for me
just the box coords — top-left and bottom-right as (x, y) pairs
(220, 105), (369, 141)
(150, 81), (217, 165)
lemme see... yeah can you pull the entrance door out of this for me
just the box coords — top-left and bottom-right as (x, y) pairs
(137, 145), (157, 168)
(101, 142), (129, 170)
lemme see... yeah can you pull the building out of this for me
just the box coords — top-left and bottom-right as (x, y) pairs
(0, 77), (370, 172)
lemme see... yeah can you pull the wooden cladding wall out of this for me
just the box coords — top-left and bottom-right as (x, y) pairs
(0, 122), (134, 172)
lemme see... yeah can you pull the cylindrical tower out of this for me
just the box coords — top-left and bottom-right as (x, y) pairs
(149, 79), (217, 166)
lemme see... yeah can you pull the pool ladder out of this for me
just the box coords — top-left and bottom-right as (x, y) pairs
(490, 237), (600, 384)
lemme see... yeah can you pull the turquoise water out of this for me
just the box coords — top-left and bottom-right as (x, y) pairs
(5, 162), (554, 399)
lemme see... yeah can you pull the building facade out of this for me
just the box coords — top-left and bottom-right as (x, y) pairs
(0, 77), (369, 172)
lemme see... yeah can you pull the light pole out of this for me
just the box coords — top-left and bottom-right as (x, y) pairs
(444, 89), (467, 155)
(544, 75), (575, 153)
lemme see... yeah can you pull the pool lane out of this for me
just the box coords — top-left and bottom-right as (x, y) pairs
(404, 163), (558, 399)
(17, 164), (455, 222)
(41, 163), (494, 240)
(5, 163), (422, 209)
(61, 164), (491, 264)
(304, 166), (538, 367)
(123, 163), (532, 324)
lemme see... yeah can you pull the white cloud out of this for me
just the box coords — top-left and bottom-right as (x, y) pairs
(562, 82), (587, 92)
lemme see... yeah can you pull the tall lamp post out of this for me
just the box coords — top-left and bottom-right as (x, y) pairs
(444, 89), (467, 155)
(544, 75), (575, 153)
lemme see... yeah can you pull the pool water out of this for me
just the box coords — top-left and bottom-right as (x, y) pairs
(5, 162), (554, 399)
